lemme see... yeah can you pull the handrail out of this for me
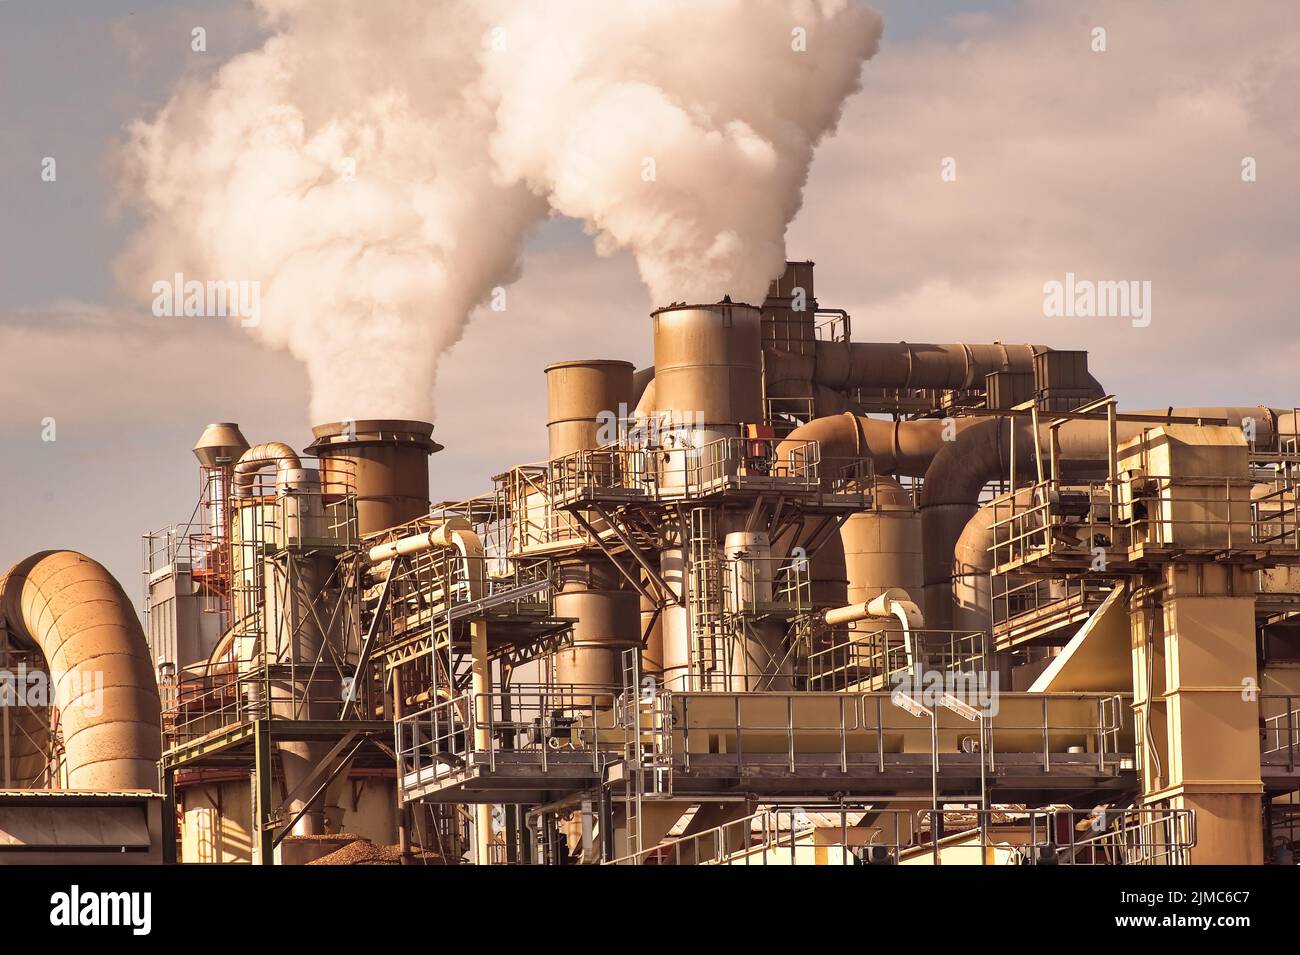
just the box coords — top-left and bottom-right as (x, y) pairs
(395, 687), (1136, 799)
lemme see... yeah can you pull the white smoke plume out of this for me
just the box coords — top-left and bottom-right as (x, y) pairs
(117, 0), (880, 423)
(484, 0), (882, 306)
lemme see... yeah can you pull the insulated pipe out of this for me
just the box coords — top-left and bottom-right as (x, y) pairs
(366, 519), (481, 576)
(823, 589), (925, 680)
(775, 412), (983, 480)
(823, 589), (924, 629)
(0, 551), (161, 790)
(919, 406), (1278, 627)
(232, 442), (301, 498)
(951, 504), (997, 636)
(811, 341), (1045, 393)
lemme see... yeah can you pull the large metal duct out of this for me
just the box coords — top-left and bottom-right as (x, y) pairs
(0, 551), (161, 791)
(776, 412), (984, 480)
(544, 359), (640, 688)
(951, 503), (997, 636)
(813, 341), (1045, 392)
(919, 407), (1279, 627)
(306, 419), (440, 536)
(764, 341), (1072, 418)
(232, 442), (300, 497)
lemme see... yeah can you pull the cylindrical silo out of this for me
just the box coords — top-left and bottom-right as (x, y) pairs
(306, 419), (440, 536)
(842, 477), (923, 605)
(724, 531), (790, 690)
(651, 302), (763, 486)
(545, 359), (635, 457)
(543, 360), (640, 689)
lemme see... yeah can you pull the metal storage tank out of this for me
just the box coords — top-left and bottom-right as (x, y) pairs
(306, 419), (440, 536)
(545, 359), (635, 456)
(651, 303), (763, 485)
(544, 359), (640, 688)
(842, 477), (923, 605)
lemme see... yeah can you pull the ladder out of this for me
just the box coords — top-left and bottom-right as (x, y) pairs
(687, 507), (729, 690)
(617, 650), (674, 858)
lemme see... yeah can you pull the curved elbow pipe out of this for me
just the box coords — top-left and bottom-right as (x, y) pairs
(232, 442), (301, 498)
(775, 412), (982, 479)
(0, 551), (161, 790)
(368, 520), (486, 603)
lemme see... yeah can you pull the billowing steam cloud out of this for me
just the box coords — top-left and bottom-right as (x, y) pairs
(484, 0), (881, 306)
(117, 0), (880, 423)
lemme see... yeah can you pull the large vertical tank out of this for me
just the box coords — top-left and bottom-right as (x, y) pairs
(306, 419), (440, 535)
(842, 477), (923, 605)
(545, 359), (634, 456)
(650, 303), (763, 686)
(544, 360), (641, 688)
(651, 302), (763, 485)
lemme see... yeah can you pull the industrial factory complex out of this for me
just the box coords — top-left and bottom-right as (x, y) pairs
(1, 261), (1296, 868)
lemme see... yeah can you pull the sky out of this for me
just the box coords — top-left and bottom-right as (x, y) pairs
(1, 0), (1297, 608)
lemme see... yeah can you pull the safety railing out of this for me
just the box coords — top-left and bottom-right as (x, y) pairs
(670, 691), (1130, 778)
(990, 475), (1300, 573)
(991, 576), (1112, 642)
(143, 522), (202, 577)
(495, 464), (591, 554)
(1262, 694), (1299, 772)
(808, 626), (988, 692)
(164, 658), (360, 747)
(234, 464), (360, 553)
(544, 436), (824, 505)
(605, 803), (1192, 866)
(909, 806), (1195, 865)
(763, 396), (816, 438)
(396, 684), (626, 789)
(397, 685), (1134, 799)
(606, 806), (910, 866)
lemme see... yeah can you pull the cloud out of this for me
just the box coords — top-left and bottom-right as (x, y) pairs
(791, 0), (1300, 409)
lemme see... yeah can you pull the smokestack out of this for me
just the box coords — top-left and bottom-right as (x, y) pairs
(306, 419), (441, 536)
